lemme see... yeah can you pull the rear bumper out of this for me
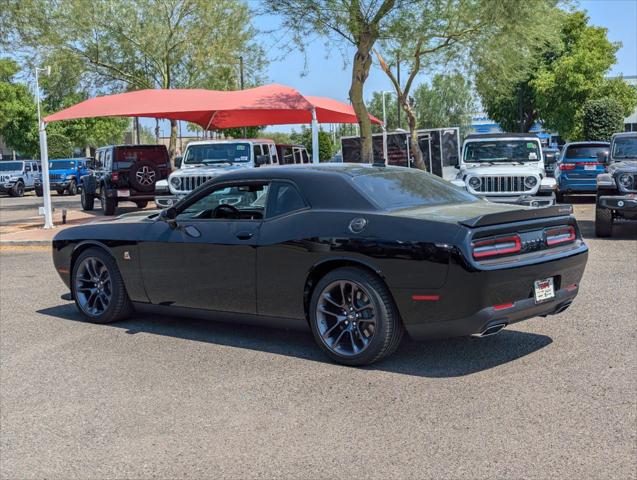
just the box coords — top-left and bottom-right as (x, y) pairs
(406, 285), (578, 340)
(558, 178), (597, 192)
(598, 194), (637, 211)
(395, 248), (588, 341)
(104, 188), (155, 201)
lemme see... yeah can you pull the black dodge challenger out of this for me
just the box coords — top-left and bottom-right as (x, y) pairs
(52, 164), (588, 366)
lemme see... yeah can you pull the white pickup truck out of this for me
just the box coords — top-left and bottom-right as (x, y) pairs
(451, 133), (557, 207)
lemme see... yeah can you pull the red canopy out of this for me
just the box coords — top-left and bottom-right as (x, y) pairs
(43, 84), (380, 128)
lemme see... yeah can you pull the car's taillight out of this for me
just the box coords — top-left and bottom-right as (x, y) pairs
(560, 163), (576, 170)
(110, 172), (119, 182)
(472, 234), (521, 259)
(545, 225), (576, 246)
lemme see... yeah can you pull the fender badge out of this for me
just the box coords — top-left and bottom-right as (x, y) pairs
(123, 251), (131, 260)
(348, 217), (368, 234)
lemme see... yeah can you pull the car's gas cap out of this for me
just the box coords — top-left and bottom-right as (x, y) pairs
(348, 217), (368, 233)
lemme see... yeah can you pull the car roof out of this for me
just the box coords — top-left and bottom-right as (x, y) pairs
(186, 139), (275, 147)
(562, 141), (610, 147)
(464, 133), (540, 141)
(276, 144), (306, 148)
(612, 131), (637, 139)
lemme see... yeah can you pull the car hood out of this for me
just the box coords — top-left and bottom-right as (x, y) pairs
(172, 164), (249, 176)
(0, 170), (22, 177)
(48, 169), (72, 175)
(388, 200), (524, 224)
(608, 160), (637, 174)
(461, 164), (543, 176)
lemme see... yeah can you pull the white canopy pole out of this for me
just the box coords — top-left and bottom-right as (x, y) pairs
(35, 66), (53, 229)
(311, 107), (319, 164)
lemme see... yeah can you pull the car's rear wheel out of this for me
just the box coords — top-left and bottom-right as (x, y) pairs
(309, 267), (403, 366)
(72, 248), (133, 324)
(100, 188), (117, 215)
(134, 200), (148, 208)
(81, 188), (94, 211)
(595, 205), (613, 237)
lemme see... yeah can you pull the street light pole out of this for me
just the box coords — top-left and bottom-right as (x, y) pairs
(35, 66), (53, 229)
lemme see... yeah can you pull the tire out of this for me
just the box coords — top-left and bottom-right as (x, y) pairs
(71, 247), (133, 324)
(556, 191), (565, 203)
(129, 159), (159, 193)
(134, 200), (149, 209)
(10, 181), (24, 197)
(595, 205), (613, 237)
(56, 189), (65, 195)
(100, 188), (117, 215)
(35, 187), (43, 197)
(67, 180), (78, 196)
(81, 188), (95, 211)
(309, 267), (404, 366)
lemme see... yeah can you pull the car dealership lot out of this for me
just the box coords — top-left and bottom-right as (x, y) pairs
(1, 203), (635, 479)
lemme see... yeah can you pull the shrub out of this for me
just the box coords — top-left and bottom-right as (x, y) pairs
(582, 97), (625, 141)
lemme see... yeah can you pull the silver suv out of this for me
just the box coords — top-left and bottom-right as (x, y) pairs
(0, 160), (40, 197)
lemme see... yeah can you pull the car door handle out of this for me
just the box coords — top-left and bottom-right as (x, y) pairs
(236, 231), (254, 240)
(183, 225), (201, 238)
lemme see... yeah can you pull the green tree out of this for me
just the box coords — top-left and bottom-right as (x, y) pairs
(375, 0), (558, 169)
(264, 0), (400, 163)
(290, 126), (336, 161)
(477, 11), (637, 139)
(582, 98), (625, 142)
(367, 91), (399, 133)
(413, 74), (475, 130)
(7, 0), (264, 163)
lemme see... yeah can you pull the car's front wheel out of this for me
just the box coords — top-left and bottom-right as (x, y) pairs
(595, 205), (613, 237)
(81, 188), (94, 210)
(10, 181), (24, 197)
(309, 267), (403, 366)
(67, 180), (78, 195)
(72, 248), (133, 324)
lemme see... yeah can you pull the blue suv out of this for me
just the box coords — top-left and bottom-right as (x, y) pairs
(35, 158), (89, 196)
(555, 141), (609, 202)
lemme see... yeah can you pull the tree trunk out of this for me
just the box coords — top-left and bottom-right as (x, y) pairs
(349, 39), (375, 163)
(168, 119), (178, 168)
(401, 96), (426, 170)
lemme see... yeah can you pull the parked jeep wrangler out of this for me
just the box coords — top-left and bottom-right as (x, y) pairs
(156, 139), (280, 208)
(0, 160), (40, 197)
(35, 158), (89, 196)
(594, 132), (637, 237)
(80, 145), (171, 215)
(452, 133), (556, 207)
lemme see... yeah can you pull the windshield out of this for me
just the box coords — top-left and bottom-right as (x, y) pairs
(612, 136), (637, 160)
(564, 145), (608, 160)
(183, 143), (251, 165)
(49, 160), (76, 169)
(464, 140), (541, 163)
(0, 162), (23, 172)
(353, 169), (478, 210)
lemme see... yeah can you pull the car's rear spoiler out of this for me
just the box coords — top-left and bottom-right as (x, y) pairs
(460, 204), (574, 228)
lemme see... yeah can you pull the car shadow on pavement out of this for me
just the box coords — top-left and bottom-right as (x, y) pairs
(37, 304), (552, 378)
(577, 219), (637, 240)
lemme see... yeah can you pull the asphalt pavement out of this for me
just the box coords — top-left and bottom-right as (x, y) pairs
(0, 202), (635, 479)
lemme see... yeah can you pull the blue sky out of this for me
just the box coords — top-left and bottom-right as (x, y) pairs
(159, 0), (637, 136)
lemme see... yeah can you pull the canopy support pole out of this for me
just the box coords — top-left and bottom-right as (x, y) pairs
(311, 108), (319, 164)
(39, 122), (53, 229)
(382, 124), (388, 165)
(204, 111), (218, 134)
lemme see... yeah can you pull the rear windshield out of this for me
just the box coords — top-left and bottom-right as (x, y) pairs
(184, 143), (251, 165)
(352, 169), (477, 210)
(564, 145), (608, 160)
(115, 147), (168, 165)
(612, 136), (637, 160)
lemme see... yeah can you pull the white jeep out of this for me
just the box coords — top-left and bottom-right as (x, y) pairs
(451, 133), (556, 207)
(155, 139), (280, 208)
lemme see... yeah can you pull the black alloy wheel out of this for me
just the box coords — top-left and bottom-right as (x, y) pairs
(309, 267), (403, 366)
(72, 248), (132, 323)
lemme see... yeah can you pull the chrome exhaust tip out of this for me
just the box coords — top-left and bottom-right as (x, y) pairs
(554, 301), (572, 315)
(471, 322), (507, 338)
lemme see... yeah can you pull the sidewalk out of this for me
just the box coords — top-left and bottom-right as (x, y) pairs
(0, 212), (105, 246)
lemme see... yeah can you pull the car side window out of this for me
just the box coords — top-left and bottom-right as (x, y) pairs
(104, 150), (112, 170)
(267, 182), (307, 218)
(178, 182), (270, 221)
(253, 144), (262, 160)
(268, 144), (278, 164)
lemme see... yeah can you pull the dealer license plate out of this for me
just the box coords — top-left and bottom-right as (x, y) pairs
(534, 277), (555, 303)
(117, 189), (130, 198)
(584, 165), (596, 171)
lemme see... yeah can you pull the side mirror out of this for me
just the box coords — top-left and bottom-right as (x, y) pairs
(174, 155), (183, 169)
(597, 151), (609, 164)
(255, 155), (269, 167)
(160, 207), (178, 228)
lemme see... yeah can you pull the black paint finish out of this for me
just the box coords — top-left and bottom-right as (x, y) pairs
(52, 164), (589, 340)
